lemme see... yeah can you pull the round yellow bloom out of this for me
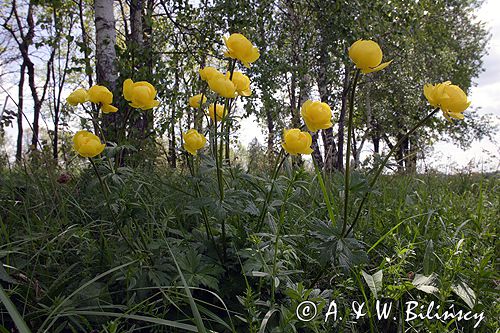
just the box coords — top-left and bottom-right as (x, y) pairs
(189, 94), (207, 108)
(424, 81), (470, 120)
(183, 129), (207, 155)
(227, 71), (251, 96)
(208, 104), (226, 121)
(301, 100), (333, 132)
(223, 33), (260, 68)
(208, 75), (236, 99)
(66, 88), (89, 106)
(123, 79), (160, 110)
(101, 104), (118, 114)
(73, 130), (105, 158)
(199, 67), (222, 82)
(348, 40), (392, 74)
(281, 129), (313, 155)
(87, 85), (113, 105)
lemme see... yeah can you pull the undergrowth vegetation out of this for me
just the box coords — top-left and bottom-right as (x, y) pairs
(0, 160), (498, 332)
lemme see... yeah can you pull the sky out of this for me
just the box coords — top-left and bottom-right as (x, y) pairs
(428, 0), (500, 172)
(236, 0), (500, 173)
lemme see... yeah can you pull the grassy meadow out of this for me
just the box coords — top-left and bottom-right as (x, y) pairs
(0, 158), (498, 332)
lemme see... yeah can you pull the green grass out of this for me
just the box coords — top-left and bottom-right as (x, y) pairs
(0, 161), (498, 332)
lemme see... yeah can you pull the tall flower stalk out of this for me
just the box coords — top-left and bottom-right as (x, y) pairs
(344, 108), (440, 236)
(341, 69), (360, 236)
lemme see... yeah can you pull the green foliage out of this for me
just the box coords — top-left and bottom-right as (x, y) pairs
(0, 161), (498, 332)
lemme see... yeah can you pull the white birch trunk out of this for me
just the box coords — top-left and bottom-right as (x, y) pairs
(95, 0), (117, 90)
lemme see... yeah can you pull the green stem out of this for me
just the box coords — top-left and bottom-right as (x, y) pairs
(341, 69), (360, 236)
(256, 149), (287, 233)
(218, 60), (237, 262)
(271, 173), (296, 304)
(312, 158), (336, 225)
(345, 107), (440, 236)
(186, 153), (224, 264)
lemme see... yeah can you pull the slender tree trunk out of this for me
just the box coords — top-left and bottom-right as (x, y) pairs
(351, 127), (357, 168)
(10, 1), (53, 151)
(16, 62), (26, 162)
(52, 7), (71, 160)
(168, 53), (179, 168)
(336, 65), (350, 171)
(395, 133), (405, 172)
(373, 135), (380, 154)
(95, 0), (118, 139)
(315, 34), (337, 172)
(95, 0), (117, 89)
(79, 0), (93, 88)
(130, 0), (143, 47)
(406, 135), (418, 173)
(311, 132), (323, 169)
(265, 100), (275, 166)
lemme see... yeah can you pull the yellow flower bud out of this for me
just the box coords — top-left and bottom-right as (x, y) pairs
(87, 85), (113, 105)
(183, 129), (207, 155)
(189, 94), (207, 108)
(301, 100), (332, 132)
(208, 75), (236, 99)
(101, 104), (118, 114)
(424, 81), (470, 121)
(199, 66), (222, 82)
(281, 129), (313, 155)
(66, 88), (89, 106)
(208, 104), (226, 121)
(123, 79), (160, 110)
(227, 71), (252, 96)
(348, 40), (392, 74)
(223, 33), (260, 68)
(73, 130), (105, 158)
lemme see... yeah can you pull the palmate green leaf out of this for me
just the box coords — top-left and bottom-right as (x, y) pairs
(177, 249), (224, 291)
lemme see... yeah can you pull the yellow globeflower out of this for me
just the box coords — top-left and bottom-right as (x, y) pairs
(301, 100), (332, 132)
(189, 94), (207, 108)
(348, 40), (392, 74)
(281, 129), (313, 155)
(223, 33), (260, 68)
(199, 67), (222, 82)
(123, 79), (160, 110)
(424, 81), (470, 120)
(183, 129), (207, 155)
(73, 130), (105, 158)
(101, 104), (118, 114)
(66, 88), (89, 106)
(208, 104), (226, 121)
(227, 71), (252, 96)
(87, 85), (113, 105)
(208, 75), (236, 99)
